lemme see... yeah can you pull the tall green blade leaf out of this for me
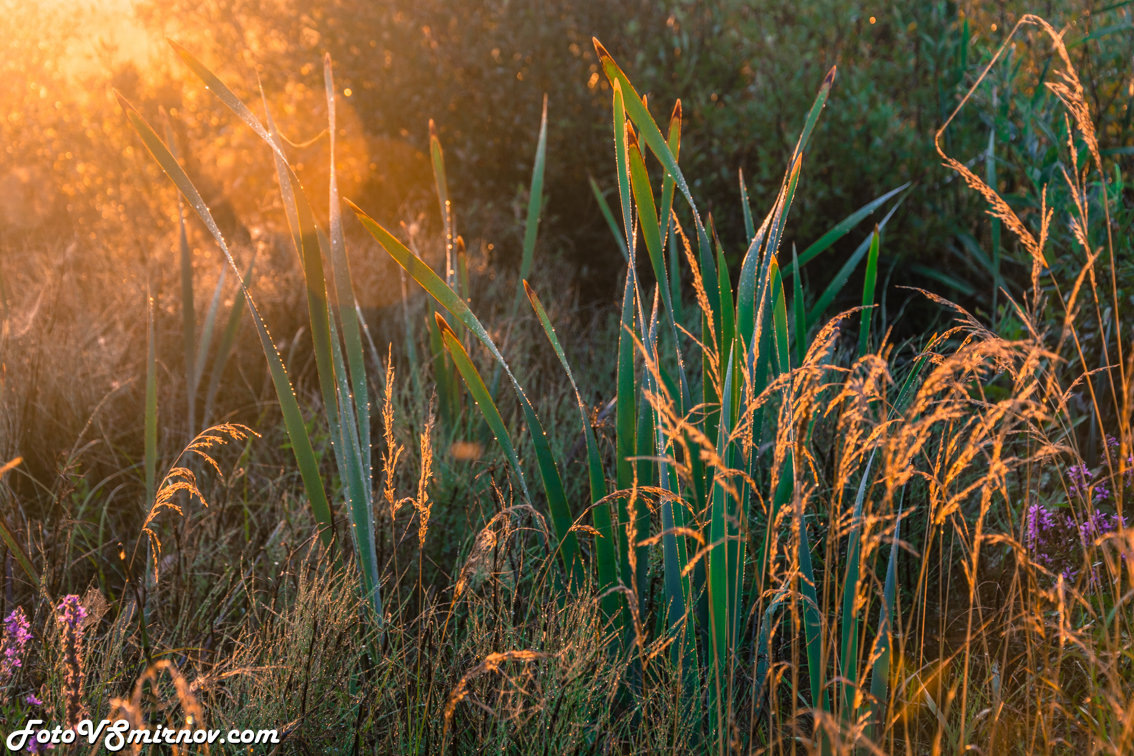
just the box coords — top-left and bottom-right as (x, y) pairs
(615, 272), (637, 592)
(798, 502), (829, 712)
(434, 314), (528, 500)
(627, 134), (665, 294)
(869, 493), (903, 742)
(752, 589), (789, 724)
(436, 313), (582, 585)
(514, 95), (548, 314)
(428, 119), (456, 289)
(259, 96), (343, 449)
(771, 260), (790, 375)
(121, 96), (336, 552)
(203, 255), (255, 426)
(738, 168), (755, 244)
(176, 188), (196, 432)
(987, 123), (1002, 311)
(612, 84), (635, 254)
(808, 202), (899, 327)
(324, 55), (372, 491)
(707, 346), (738, 746)
(786, 184), (907, 275)
(792, 244), (807, 367)
(659, 100), (682, 251)
(840, 453), (876, 718)
(589, 176), (629, 261)
(858, 226), (881, 358)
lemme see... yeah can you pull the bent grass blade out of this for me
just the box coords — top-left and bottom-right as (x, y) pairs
(120, 96), (337, 557)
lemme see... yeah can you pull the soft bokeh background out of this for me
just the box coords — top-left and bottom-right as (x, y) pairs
(7, 0), (1129, 277)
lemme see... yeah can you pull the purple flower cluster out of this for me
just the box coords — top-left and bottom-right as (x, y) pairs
(1078, 510), (1125, 545)
(57, 595), (87, 630)
(1065, 441), (1134, 505)
(1067, 464), (1093, 495)
(1065, 463), (1115, 503)
(1026, 501), (1128, 584)
(1, 607), (32, 689)
(25, 737), (52, 754)
(23, 692), (52, 753)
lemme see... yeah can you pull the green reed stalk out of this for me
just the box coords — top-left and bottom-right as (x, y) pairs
(123, 48), (388, 631)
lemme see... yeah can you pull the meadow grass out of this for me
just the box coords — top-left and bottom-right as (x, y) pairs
(0, 11), (1131, 755)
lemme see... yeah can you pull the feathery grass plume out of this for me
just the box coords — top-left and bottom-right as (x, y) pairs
(442, 650), (547, 736)
(933, 16), (1082, 305)
(415, 412), (434, 549)
(453, 510), (514, 603)
(109, 659), (206, 755)
(56, 594), (87, 728)
(382, 346), (404, 520)
(134, 423), (257, 583)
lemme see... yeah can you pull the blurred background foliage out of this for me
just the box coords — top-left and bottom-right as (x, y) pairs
(3, 1), (1130, 290)
(1, 0), (1131, 337)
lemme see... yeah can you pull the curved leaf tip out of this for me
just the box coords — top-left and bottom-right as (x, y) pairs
(592, 37), (610, 61)
(626, 124), (640, 150)
(434, 311), (456, 339)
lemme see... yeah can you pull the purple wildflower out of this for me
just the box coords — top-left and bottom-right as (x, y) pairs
(25, 733), (52, 753)
(56, 595), (86, 727)
(0, 607), (32, 688)
(1025, 503), (1058, 565)
(1025, 492), (1128, 590)
(1068, 464), (1093, 495)
(1080, 510), (1113, 544)
(57, 595), (87, 629)
(24, 692), (42, 706)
